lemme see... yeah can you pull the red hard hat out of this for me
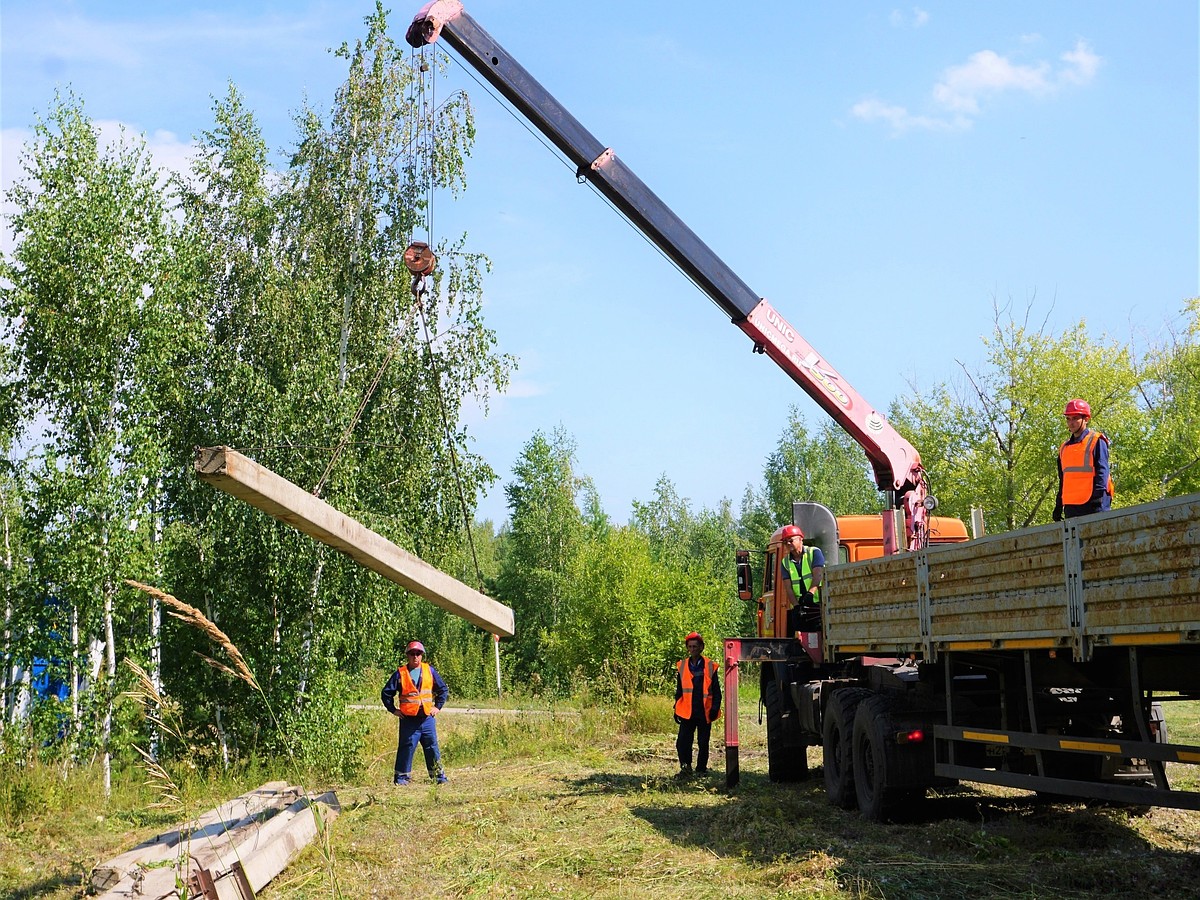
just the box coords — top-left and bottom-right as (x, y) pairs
(1063, 399), (1091, 418)
(781, 524), (804, 541)
(406, 640), (426, 654)
(684, 631), (704, 648)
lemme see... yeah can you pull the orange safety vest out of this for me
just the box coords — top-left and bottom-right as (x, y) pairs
(1059, 430), (1112, 505)
(396, 663), (434, 716)
(675, 657), (719, 722)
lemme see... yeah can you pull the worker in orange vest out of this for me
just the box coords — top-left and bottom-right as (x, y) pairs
(381, 640), (449, 785)
(1053, 398), (1113, 521)
(673, 632), (721, 778)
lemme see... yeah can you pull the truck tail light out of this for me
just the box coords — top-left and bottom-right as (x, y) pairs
(896, 729), (925, 744)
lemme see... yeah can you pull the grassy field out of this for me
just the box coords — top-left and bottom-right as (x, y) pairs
(4, 695), (1200, 899)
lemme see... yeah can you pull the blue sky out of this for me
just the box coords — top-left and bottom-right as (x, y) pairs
(3, 1), (1197, 526)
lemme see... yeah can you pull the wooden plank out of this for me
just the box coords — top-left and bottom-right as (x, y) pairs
(95, 864), (179, 900)
(192, 791), (339, 874)
(91, 780), (291, 892)
(194, 446), (515, 636)
(95, 787), (337, 900)
(200, 792), (340, 900)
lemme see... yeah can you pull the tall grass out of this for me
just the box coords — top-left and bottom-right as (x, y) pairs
(121, 581), (342, 899)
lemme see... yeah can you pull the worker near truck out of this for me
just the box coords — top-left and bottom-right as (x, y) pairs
(1053, 398), (1113, 521)
(674, 632), (721, 777)
(780, 524), (824, 634)
(382, 640), (449, 785)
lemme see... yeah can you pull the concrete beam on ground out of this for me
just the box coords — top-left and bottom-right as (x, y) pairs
(194, 446), (514, 636)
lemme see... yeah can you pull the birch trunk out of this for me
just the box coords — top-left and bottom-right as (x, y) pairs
(199, 545), (231, 770)
(1, 511), (11, 733)
(149, 480), (162, 761)
(101, 523), (116, 797)
(295, 552), (325, 711)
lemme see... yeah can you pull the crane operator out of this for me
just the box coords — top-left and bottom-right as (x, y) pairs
(780, 524), (824, 635)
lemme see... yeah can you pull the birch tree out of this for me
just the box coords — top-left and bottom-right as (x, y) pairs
(0, 94), (188, 786)
(161, 3), (511, 769)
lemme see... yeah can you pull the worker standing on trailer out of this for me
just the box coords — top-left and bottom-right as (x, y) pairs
(674, 632), (721, 778)
(780, 525), (824, 634)
(382, 640), (449, 785)
(1054, 398), (1113, 521)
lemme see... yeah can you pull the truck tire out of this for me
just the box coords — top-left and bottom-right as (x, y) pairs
(822, 687), (872, 809)
(853, 694), (915, 822)
(764, 677), (809, 782)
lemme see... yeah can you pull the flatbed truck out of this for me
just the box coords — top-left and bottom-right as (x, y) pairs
(731, 494), (1200, 818)
(405, 1), (1200, 818)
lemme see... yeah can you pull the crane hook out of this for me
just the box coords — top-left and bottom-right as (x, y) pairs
(404, 241), (437, 308)
(404, 241), (437, 277)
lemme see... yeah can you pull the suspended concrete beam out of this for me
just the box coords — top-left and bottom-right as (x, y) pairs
(194, 446), (514, 637)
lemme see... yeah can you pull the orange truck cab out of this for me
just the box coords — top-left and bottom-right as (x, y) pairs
(834, 514), (969, 563)
(738, 506), (969, 641)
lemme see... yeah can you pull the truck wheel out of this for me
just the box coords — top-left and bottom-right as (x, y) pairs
(822, 687), (872, 809)
(764, 677), (809, 782)
(853, 695), (909, 822)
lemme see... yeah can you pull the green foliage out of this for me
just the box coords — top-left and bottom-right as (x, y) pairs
(739, 406), (880, 550)
(0, 6), (511, 780)
(277, 669), (368, 782)
(1139, 297), (1200, 499)
(551, 476), (742, 696)
(496, 428), (588, 690)
(439, 707), (608, 765)
(891, 302), (1144, 531)
(155, 4), (510, 764)
(0, 90), (189, 778)
(620, 693), (675, 736)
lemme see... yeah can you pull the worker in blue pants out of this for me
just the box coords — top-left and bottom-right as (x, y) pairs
(381, 640), (449, 785)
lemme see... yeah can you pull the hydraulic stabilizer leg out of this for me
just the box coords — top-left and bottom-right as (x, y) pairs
(725, 639), (741, 788)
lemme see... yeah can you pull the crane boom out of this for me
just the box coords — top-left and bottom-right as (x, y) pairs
(406, 0), (930, 551)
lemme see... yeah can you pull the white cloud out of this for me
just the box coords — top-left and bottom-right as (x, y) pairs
(21, 10), (321, 71)
(933, 50), (1053, 115)
(499, 378), (545, 400)
(2, 128), (34, 258)
(1, 121), (199, 258)
(850, 99), (965, 134)
(890, 8), (930, 29)
(460, 375), (545, 431)
(853, 39), (1103, 134)
(1060, 39), (1102, 85)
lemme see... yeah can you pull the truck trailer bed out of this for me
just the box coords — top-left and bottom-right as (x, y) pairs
(823, 493), (1200, 662)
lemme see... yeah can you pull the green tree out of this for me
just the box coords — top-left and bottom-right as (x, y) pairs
(159, 2), (512, 769)
(0, 466), (33, 740)
(890, 302), (1145, 531)
(156, 3), (510, 765)
(740, 406), (880, 550)
(1139, 298), (1200, 498)
(0, 93), (192, 785)
(496, 428), (587, 691)
(535, 478), (742, 697)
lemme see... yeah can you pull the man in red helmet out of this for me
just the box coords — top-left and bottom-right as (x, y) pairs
(1054, 398), (1113, 521)
(781, 524), (824, 634)
(673, 632), (721, 777)
(381, 640), (450, 785)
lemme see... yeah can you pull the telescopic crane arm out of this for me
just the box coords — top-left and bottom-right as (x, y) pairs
(406, 0), (930, 553)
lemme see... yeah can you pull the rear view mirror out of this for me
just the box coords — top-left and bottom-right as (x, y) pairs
(735, 550), (753, 601)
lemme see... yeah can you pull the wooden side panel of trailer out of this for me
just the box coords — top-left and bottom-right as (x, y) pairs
(823, 493), (1200, 661)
